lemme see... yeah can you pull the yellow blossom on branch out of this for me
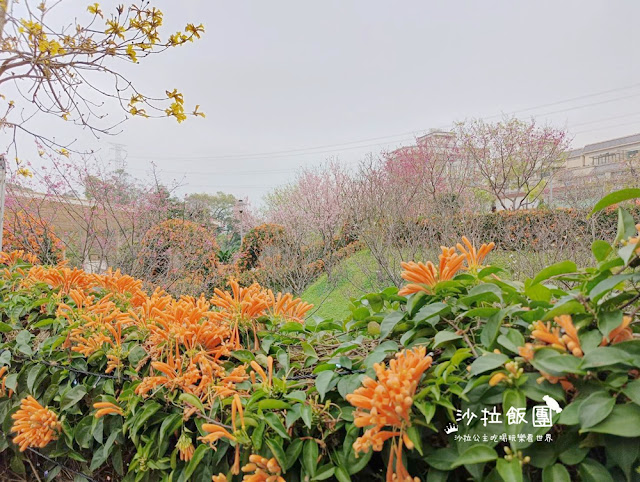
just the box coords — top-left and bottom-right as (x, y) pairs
(87, 3), (103, 17)
(185, 23), (205, 40)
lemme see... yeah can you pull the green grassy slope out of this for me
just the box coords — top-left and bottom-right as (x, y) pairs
(301, 249), (383, 321)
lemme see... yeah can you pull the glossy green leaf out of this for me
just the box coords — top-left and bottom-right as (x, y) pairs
(589, 188), (640, 216)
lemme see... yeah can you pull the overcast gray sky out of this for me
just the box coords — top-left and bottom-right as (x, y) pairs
(12, 1), (640, 203)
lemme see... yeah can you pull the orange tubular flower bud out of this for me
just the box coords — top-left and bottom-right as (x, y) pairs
(489, 372), (508, 387)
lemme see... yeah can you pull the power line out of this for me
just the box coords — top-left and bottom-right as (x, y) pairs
(126, 82), (640, 162)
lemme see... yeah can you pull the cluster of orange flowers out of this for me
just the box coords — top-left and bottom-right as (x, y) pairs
(2, 211), (64, 263)
(11, 396), (61, 452)
(211, 278), (313, 350)
(346, 346), (433, 482)
(399, 237), (495, 296)
(0, 250), (39, 266)
(211, 455), (285, 482)
(3, 255), (312, 460)
(519, 314), (633, 390)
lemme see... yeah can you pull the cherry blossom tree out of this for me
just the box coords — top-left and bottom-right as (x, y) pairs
(455, 117), (570, 210)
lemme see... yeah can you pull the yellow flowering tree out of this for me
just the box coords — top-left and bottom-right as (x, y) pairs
(0, 0), (205, 160)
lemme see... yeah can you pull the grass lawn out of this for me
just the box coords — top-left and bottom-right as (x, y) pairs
(300, 246), (593, 321)
(301, 249), (382, 320)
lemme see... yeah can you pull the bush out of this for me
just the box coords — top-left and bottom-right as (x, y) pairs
(0, 191), (639, 481)
(136, 219), (218, 295)
(2, 211), (64, 264)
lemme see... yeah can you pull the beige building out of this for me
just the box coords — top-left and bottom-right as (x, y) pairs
(547, 133), (640, 208)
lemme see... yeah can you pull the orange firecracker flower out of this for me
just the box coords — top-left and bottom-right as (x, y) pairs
(554, 315), (583, 357)
(250, 357), (273, 389)
(211, 278), (270, 349)
(93, 401), (123, 418)
(530, 321), (566, 351)
(11, 396), (61, 451)
(198, 423), (236, 447)
(347, 347), (432, 482)
(241, 455), (285, 482)
(266, 290), (313, 323)
(212, 475), (228, 482)
(0, 250), (40, 266)
(399, 247), (465, 296)
(0, 366), (13, 398)
(456, 236), (495, 271)
(602, 315), (634, 345)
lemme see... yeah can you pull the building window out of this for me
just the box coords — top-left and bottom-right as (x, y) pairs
(592, 152), (622, 165)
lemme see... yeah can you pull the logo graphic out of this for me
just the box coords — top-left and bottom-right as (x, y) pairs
(542, 395), (562, 413)
(444, 423), (458, 434)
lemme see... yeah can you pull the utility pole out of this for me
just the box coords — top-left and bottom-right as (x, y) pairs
(0, 154), (6, 252)
(237, 199), (244, 246)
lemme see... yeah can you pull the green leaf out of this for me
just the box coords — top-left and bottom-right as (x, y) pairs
(589, 188), (640, 216)
(460, 283), (503, 306)
(280, 322), (305, 332)
(605, 435), (639, 479)
(578, 391), (616, 430)
(179, 393), (205, 413)
(406, 426), (423, 456)
(265, 438), (287, 474)
(530, 261), (577, 286)
(60, 385), (87, 411)
(530, 351), (583, 376)
(0, 321), (14, 332)
(424, 448), (458, 471)
(315, 370), (335, 401)
(178, 444), (208, 482)
(264, 412), (290, 440)
(301, 403), (313, 430)
(541, 299), (585, 321)
(335, 466), (351, 482)
(584, 403), (640, 437)
(74, 416), (94, 449)
(131, 401), (161, 437)
(468, 353), (508, 376)
(496, 457), (523, 482)
(379, 311), (405, 340)
(303, 440), (319, 477)
(578, 458), (615, 482)
(251, 421), (266, 450)
(592, 240), (613, 261)
(258, 399), (291, 410)
(580, 346), (635, 369)
(542, 464), (571, 482)
(231, 350), (256, 364)
(89, 445), (110, 472)
(598, 311), (623, 341)
(414, 302), (449, 323)
(623, 379), (640, 405)
(451, 444), (497, 467)
(158, 413), (182, 449)
(432, 330), (462, 349)
(337, 374), (364, 399)
(590, 274), (638, 301)
(285, 439), (304, 470)
(312, 465), (335, 481)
